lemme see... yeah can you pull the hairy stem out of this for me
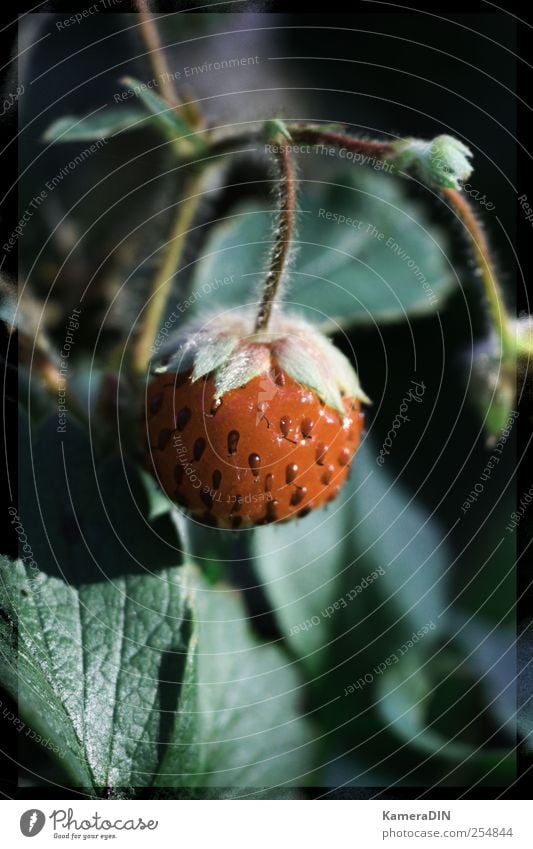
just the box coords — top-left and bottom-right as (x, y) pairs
(133, 170), (204, 374)
(289, 126), (393, 159)
(254, 143), (296, 333)
(443, 188), (514, 358)
(134, 0), (180, 107)
(195, 124), (394, 167)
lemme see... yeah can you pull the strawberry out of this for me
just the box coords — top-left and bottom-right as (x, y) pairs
(144, 311), (368, 528)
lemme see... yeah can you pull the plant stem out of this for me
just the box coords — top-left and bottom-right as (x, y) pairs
(133, 170), (204, 374)
(254, 142), (296, 333)
(289, 125), (393, 159)
(134, 0), (180, 107)
(443, 188), (515, 358)
(196, 124), (394, 166)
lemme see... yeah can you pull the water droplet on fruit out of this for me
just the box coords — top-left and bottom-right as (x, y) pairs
(265, 473), (274, 492)
(280, 415), (292, 437)
(286, 463), (298, 484)
(212, 469), (222, 489)
(338, 447), (351, 466)
(290, 486), (307, 506)
(301, 417), (314, 438)
(249, 453), (261, 476)
(321, 464), (335, 485)
(266, 499), (278, 522)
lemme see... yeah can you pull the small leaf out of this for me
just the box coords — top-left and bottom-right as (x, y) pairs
(43, 108), (147, 142)
(121, 77), (204, 153)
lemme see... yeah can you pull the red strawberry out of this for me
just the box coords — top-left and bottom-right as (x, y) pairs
(144, 311), (368, 528)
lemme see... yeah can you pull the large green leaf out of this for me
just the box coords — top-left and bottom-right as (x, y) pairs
(0, 560), (315, 794)
(0, 557), (193, 793)
(189, 169), (452, 329)
(156, 579), (315, 789)
(253, 438), (514, 784)
(5, 416), (315, 793)
(253, 437), (449, 669)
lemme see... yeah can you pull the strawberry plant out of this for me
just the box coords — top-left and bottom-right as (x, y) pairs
(1, 7), (527, 798)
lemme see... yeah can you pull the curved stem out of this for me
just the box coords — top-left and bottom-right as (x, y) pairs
(442, 188), (514, 358)
(133, 169), (204, 374)
(254, 143), (296, 333)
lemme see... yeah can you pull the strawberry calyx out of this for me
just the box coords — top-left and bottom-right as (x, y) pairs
(153, 310), (369, 414)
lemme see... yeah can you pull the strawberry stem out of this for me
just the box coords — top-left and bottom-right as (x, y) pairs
(254, 133), (297, 333)
(442, 188), (515, 359)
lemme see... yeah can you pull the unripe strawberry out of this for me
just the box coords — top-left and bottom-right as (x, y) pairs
(144, 311), (368, 528)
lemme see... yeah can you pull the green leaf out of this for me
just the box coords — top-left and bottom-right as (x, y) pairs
(155, 577), (316, 788)
(253, 438), (515, 784)
(6, 416), (315, 792)
(376, 644), (515, 784)
(0, 560), (315, 794)
(43, 108), (148, 142)
(0, 557), (193, 793)
(253, 437), (449, 668)
(189, 168), (453, 329)
(121, 77), (204, 153)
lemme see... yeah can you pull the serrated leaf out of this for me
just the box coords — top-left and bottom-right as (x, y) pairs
(0, 557), (194, 792)
(3, 415), (316, 793)
(43, 108), (147, 142)
(0, 559), (315, 793)
(189, 169), (452, 329)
